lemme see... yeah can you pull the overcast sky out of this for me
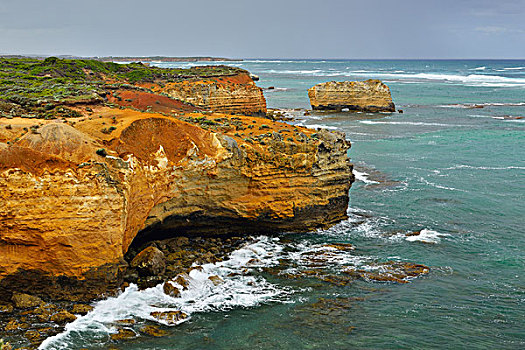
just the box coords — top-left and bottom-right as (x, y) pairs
(1, 0), (524, 59)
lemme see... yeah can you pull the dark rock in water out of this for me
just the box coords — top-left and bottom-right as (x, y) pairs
(398, 109), (404, 113)
(4, 319), (29, 331)
(110, 328), (136, 341)
(0, 304), (13, 313)
(24, 329), (40, 342)
(267, 86), (275, 90)
(208, 275), (224, 286)
(163, 282), (181, 298)
(50, 310), (77, 324)
(345, 261), (430, 283)
(150, 310), (188, 325)
(70, 303), (94, 315)
(140, 325), (168, 337)
(174, 274), (190, 290)
(115, 318), (136, 325)
(130, 246), (166, 277)
(137, 276), (164, 290)
(405, 230), (421, 237)
(11, 293), (43, 309)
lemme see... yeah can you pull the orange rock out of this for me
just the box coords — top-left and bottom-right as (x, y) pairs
(0, 107), (353, 301)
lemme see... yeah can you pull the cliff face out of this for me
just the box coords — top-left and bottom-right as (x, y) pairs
(0, 58), (353, 301)
(158, 73), (267, 116)
(0, 109), (353, 301)
(308, 79), (395, 112)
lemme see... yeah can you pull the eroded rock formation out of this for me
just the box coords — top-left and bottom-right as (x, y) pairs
(157, 73), (266, 116)
(308, 79), (395, 112)
(0, 109), (353, 301)
(0, 58), (353, 302)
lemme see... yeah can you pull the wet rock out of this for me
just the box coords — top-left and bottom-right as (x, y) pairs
(324, 243), (354, 251)
(174, 274), (190, 290)
(345, 261), (430, 283)
(11, 293), (43, 309)
(208, 275), (224, 286)
(137, 275), (164, 290)
(0, 340), (12, 350)
(0, 304), (13, 313)
(115, 319), (136, 325)
(24, 330), (40, 342)
(50, 310), (77, 324)
(110, 328), (136, 341)
(130, 246), (166, 277)
(70, 304), (94, 315)
(398, 109), (404, 113)
(150, 311), (188, 325)
(163, 282), (181, 298)
(140, 325), (168, 337)
(4, 320), (29, 331)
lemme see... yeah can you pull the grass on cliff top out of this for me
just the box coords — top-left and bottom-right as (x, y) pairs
(0, 57), (245, 119)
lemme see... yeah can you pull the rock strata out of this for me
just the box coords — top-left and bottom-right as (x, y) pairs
(158, 73), (266, 116)
(308, 79), (395, 112)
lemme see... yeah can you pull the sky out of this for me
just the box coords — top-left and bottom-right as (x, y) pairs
(0, 0), (524, 59)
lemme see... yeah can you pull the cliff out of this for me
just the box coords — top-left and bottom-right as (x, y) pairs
(0, 58), (354, 301)
(308, 79), (395, 112)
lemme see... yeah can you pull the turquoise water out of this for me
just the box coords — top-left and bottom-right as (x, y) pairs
(42, 60), (525, 349)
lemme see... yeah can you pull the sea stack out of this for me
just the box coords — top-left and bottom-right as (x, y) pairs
(308, 79), (395, 112)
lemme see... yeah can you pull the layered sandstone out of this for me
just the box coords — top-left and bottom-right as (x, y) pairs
(157, 73), (267, 116)
(0, 109), (353, 301)
(308, 79), (395, 112)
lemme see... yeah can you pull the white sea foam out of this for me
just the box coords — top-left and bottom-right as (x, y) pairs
(40, 237), (291, 350)
(405, 229), (450, 244)
(501, 66), (525, 70)
(444, 164), (525, 171)
(299, 124), (338, 130)
(360, 120), (453, 127)
(470, 66), (487, 71)
(419, 177), (467, 192)
(261, 68), (525, 87)
(353, 170), (379, 184)
(439, 102), (525, 108)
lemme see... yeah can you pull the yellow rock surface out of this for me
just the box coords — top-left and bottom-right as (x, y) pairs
(308, 79), (395, 112)
(0, 109), (353, 300)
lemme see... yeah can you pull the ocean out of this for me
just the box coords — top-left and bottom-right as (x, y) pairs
(41, 60), (525, 349)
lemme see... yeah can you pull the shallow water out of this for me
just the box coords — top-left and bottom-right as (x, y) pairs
(41, 60), (525, 349)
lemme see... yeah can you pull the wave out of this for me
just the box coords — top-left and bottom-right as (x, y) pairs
(257, 68), (525, 87)
(360, 120), (453, 127)
(501, 66), (525, 70)
(40, 237), (291, 350)
(438, 102), (525, 108)
(444, 164), (525, 171)
(298, 123), (338, 130)
(419, 177), (467, 192)
(353, 170), (379, 184)
(470, 66), (487, 71)
(405, 229), (450, 244)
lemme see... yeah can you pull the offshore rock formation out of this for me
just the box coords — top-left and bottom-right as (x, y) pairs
(308, 79), (395, 112)
(158, 73), (267, 116)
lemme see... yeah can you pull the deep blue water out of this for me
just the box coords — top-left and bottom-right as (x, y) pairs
(41, 60), (525, 349)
